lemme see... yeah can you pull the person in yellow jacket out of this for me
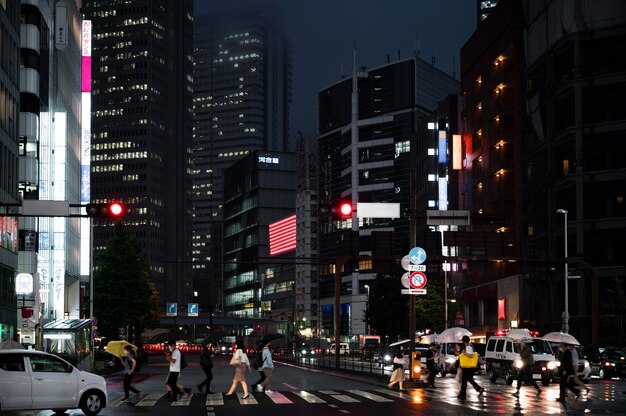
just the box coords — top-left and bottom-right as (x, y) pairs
(457, 335), (485, 400)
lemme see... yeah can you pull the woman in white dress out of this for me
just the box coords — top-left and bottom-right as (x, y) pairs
(226, 340), (251, 398)
(388, 350), (407, 391)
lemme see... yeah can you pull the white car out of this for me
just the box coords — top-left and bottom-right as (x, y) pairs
(0, 349), (108, 415)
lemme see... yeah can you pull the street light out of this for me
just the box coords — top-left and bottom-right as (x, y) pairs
(556, 209), (569, 333)
(364, 285), (370, 335)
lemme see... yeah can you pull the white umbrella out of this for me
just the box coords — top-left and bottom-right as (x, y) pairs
(389, 339), (410, 347)
(542, 332), (580, 346)
(0, 340), (25, 350)
(507, 329), (533, 341)
(437, 327), (472, 343)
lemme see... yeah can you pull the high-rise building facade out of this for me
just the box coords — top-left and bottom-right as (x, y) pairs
(317, 57), (459, 339)
(222, 151), (296, 319)
(295, 137), (318, 336)
(192, 7), (292, 312)
(84, 0), (194, 305)
(0, 0), (20, 342)
(521, 0), (626, 343)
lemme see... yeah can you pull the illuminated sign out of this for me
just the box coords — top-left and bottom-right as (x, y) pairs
(498, 298), (506, 321)
(452, 134), (462, 170)
(16, 273), (34, 296)
(258, 156), (279, 164)
(269, 215), (297, 256)
(438, 131), (447, 164)
(438, 177), (448, 211)
(0, 217), (18, 253)
(80, 20), (92, 277)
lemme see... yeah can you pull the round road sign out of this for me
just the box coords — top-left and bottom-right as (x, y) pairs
(401, 272), (411, 289)
(401, 255), (411, 271)
(409, 272), (427, 289)
(408, 247), (427, 265)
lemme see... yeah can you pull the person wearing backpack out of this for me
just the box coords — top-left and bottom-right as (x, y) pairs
(164, 340), (191, 402)
(197, 343), (214, 394)
(120, 345), (140, 403)
(250, 346), (267, 393)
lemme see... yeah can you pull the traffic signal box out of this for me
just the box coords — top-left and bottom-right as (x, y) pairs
(411, 351), (422, 379)
(85, 202), (126, 218)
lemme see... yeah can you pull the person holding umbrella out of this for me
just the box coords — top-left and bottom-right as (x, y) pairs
(120, 345), (140, 403)
(556, 343), (580, 402)
(512, 342), (541, 397)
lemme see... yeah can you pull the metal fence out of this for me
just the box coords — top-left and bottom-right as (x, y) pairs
(274, 351), (396, 379)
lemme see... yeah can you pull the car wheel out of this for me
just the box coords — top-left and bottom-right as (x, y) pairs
(504, 369), (515, 385)
(489, 370), (498, 383)
(599, 368), (608, 380)
(80, 390), (105, 416)
(541, 376), (551, 386)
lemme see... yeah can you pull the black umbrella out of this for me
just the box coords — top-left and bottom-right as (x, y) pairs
(256, 333), (284, 345)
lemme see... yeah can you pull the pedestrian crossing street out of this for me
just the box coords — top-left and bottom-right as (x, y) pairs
(109, 388), (401, 408)
(106, 380), (618, 414)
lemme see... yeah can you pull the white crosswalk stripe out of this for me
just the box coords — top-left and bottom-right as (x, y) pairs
(292, 390), (327, 403)
(330, 394), (360, 403)
(237, 392), (258, 404)
(266, 391), (293, 404)
(206, 393), (223, 406)
(171, 392), (192, 406)
(134, 392), (164, 406)
(347, 389), (394, 402)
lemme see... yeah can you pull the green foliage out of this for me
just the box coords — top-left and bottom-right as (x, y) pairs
(93, 222), (159, 345)
(414, 277), (445, 333)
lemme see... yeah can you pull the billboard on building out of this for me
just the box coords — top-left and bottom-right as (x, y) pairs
(269, 215), (296, 256)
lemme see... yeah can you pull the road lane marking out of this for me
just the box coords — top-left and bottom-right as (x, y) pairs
(331, 395), (360, 403)
(339, 410), (351, 414)
(171, 393), (193, 406)
(237, 392), (258, 404)
(372, 389), (414, 401)
(347, 390), (394, 402)
(328, 404), (339, 408)
(292, 390), (327, 403)
(319, 390), (341, 395)
(282, 382), (298, 390)
(206, 393), (224, 406)
(266, 391), (293, 404)
(135, 393), (164, 406)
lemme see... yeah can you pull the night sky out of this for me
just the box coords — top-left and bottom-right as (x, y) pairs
(194, 0), (476, 140)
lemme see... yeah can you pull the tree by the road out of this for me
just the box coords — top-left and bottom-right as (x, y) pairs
(93, 222), (159, 345)
(365, 275), (408, 341)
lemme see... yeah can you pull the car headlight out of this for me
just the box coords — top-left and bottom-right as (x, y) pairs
(384, 354), (391, 362)
(547, 361), (559, 370)
(584, 361), (589, 368)
(514, 359), (523, 369)
(446, 357), (456, 364)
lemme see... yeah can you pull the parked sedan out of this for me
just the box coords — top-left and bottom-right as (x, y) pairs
(0, 349), (108, 415)
(589, 348), (626, 380)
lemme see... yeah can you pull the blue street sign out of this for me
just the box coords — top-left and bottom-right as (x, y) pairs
(166, 303), (177, 317)
(188, 303), (199, 317)
(408, 247), (427, 265)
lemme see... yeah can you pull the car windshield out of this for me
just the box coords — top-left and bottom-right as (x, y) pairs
(517, 339), (552, 354)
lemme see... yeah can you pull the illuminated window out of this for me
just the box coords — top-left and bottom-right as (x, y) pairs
(359, 260), (372, 270)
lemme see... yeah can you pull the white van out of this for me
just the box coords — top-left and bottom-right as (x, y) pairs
(485, 336), (558, 386)
(0, 350), (108, 415)
(328, 343), (350, 355)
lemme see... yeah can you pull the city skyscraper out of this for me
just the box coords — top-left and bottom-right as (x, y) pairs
(192, 7), (292, 312)
(0, 0), (20, 342)
(317, 57), (459, 338)
(84, 0), (194, 305)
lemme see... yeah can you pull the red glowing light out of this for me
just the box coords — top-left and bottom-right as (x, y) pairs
(110, 203), (124, 216)
(339, 202), (353, 217)
(269, 215), (297, 256)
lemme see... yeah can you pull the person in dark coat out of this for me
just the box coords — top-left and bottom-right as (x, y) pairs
(556, 343), (580, 402)
(513, 342), (541, 396)
(457, 336), (484, 400)
(426, 342), (438, 388)
(197, 343), (214, 394)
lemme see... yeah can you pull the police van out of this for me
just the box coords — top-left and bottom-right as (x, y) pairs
(485, 335), (559, 386)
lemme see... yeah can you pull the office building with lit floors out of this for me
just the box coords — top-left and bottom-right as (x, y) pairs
(0, 0), (20, 342)
(222, 151), (296, 322)
(192, 6), (292, 312)
(84, 0), (194, 305)
(520, 1), (626, 344)
(317, 57), (459, 340)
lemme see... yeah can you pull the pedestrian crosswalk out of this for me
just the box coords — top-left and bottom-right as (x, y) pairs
(107, 381), (613, 414)
(110, 388), (411, 408)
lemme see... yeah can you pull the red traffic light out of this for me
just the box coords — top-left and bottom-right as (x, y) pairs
(85, 202), (126, 218)
(339, 202), (353, 217)
(109, 202), (124, 217)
